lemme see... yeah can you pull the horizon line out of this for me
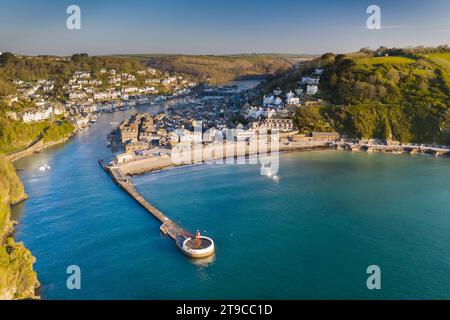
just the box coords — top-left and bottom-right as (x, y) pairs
(2, 43), (449, 58)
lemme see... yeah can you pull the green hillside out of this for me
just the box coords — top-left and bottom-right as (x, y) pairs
(427, 52), (450, 71)
(0, 154), (38, 299)
(283, 47), (450, 144)
(146, 54), (295, 84)
(0, 111), (75, 155)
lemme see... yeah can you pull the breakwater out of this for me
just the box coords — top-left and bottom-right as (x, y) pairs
(99, 159), (213, 257)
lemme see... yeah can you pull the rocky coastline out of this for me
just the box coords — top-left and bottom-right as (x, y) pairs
(0, 154), (39, 300)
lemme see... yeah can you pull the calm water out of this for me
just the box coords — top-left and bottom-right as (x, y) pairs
(12, 108), (450, 299)
(228, 79), (262, 91)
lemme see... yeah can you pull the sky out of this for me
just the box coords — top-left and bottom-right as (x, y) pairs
(0, 0), (449, 56)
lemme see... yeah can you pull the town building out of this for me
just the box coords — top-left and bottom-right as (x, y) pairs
(20, 106), (54, 123)
(311, 132), (340, 140)
(252, 118), (293, 132)
(286, 91), (300, 105)
(306, 85), (319, 95)
(300, 76), (320, 85)
(116, 153), (134, 163)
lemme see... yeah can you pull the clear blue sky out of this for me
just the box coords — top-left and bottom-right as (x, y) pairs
(0, 0), (449, 55)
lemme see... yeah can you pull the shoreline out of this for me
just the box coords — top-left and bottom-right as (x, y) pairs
(118, 143), (334, 177)
(1, 128), (78, 300)
(119, 142), (450, 178)
(7, 129), (78, 163)
(126, 147), (335, 181)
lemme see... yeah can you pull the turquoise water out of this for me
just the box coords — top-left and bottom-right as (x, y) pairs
(12, 107), (450, 299)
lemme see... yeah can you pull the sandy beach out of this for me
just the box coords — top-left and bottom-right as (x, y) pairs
(118, 140), (334, 176)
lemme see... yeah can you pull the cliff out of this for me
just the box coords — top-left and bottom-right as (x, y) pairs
(0, 154), (39, 300)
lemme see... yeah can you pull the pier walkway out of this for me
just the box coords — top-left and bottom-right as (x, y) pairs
(100, 160), (193, 248)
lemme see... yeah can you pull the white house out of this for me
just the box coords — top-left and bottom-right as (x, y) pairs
(286, 91), (300, 105)
(82, 104), (97, 113)
(43, 85), (54, 92)
(266, 108), (277, 118)
(287, 97), (300, 105)
(233, 124), (256, 141)
(274, 97), (284, 109)
(263, 95), (275, 107)
(252, 118), (293, 132)
(84, 87), (95, 94)
(75, 115), (90, 127)
(314, 68), (324, 75)
(21, 106), (53, 123)
(146, 68), (157, 75)
(202, 127), (219, 142)
(301, 76), (320, 85)
(306, 85), (319, 95)
(246, 106), (265, 119)
(264, 95), (283, 108)
(144, 86), (156, 93)
(116, 153), (134, 164)
(69, 92), (87, 100)
(93, 92), (109, 100)
(122, 87), (138, 94)
(73, 71), (91, 79)
(177, 129), (203, 143)
(273, 89), (282, 96)
(89, 80), (102, 86)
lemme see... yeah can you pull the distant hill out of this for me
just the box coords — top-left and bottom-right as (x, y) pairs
(0, 53), (145, 84)
(136, 54), (313, 85)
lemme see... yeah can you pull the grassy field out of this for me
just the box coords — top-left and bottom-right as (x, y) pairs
(355, 56), (416, 71)
(427, 52), (450, 72)
(0, 116), (75, 154)
(0, 118), (48, 154)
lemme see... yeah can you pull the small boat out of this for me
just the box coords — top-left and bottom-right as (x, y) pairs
(39, 164), (51, 172)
